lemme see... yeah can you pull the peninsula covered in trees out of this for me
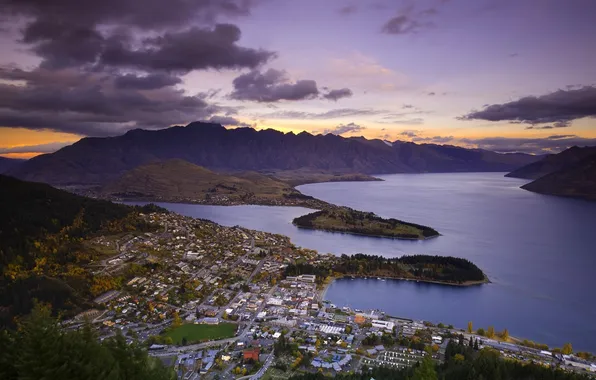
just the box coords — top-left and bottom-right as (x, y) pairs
(292, 208), (439, 240)
(285, 254), (488, 286)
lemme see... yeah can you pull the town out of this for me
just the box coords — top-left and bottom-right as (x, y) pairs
(64, 212), (596, 379)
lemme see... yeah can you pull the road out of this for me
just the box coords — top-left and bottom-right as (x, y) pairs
(235, 352), (275, 380)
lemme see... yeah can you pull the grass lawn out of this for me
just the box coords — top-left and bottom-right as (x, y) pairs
(165, 323), (237, 344)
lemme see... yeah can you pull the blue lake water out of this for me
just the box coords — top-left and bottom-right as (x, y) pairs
(129, 173), (596, 352)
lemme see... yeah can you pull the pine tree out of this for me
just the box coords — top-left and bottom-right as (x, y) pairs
(412, 353), (438, 380)
(474, 339), (479, 350)
(469, 337), (474, 348)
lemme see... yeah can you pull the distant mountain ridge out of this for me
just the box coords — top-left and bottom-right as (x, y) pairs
(0, 157), (25, 174)
(10, 122), (541, 185)
(506, 146), (596, 180)
(507, 146), (596, 201)
(521, 153), (596, 201)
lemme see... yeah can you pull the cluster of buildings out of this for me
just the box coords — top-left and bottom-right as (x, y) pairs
(66, 211), (596, 379)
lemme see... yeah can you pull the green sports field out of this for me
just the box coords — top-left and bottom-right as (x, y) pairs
(165, 323), (237, 344)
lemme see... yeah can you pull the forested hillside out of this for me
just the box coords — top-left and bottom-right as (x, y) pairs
(0, 304), (173, 380)
(0, 175), (163, 326)
(285, 254), (487, 285)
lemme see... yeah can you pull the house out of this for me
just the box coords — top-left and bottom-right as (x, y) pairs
(354, 314), (366, 324)
(243, 348), (261, 362)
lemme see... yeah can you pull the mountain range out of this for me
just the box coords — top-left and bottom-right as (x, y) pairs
(9, 122), (540, 186)
(505, 146), (596, 180)
(0, 157), (25, 174)
(507, 146), (596, 201)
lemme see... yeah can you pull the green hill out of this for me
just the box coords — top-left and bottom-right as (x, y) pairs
(506, 146), (596, 180)
(102, 159), (330, 207)
(521, 153), (596, 201)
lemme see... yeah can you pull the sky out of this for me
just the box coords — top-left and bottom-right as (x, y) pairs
(0, 0), (595, 158)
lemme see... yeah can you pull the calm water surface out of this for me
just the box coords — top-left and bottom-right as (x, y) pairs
(131, 173), (596, 351)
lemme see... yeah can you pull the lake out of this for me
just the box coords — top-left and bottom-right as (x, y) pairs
(130, 173), (596, 352)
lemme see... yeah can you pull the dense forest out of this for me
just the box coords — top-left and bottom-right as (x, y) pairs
(0, 303), (174, 380)
(293, 208), (439, 240)
(0, 175), (164, 326)
(289, 341), (591, 380)
(285, 254), (486, 284)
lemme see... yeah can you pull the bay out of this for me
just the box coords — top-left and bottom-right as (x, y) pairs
(128, 172), (596, 352)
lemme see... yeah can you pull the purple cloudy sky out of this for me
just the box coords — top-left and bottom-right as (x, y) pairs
(0, 0), (595, 158)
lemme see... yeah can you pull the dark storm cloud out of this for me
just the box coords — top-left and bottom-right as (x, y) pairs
(525, 121), (570, 130)
(206, 115), (252, 127)
(460, 135), (596, 155)
(0, 141), (74, 154)
(381, 3), (442, 35)
(381, 15), (423, 35)
(101, 25), (275, 73)
(3, 0), (272, 71)
(259, 108), (387, 119)
(1, 0), (254, 29)
(22, 21), (106, 69)
(114, 73), (182, 90)
(460, 86), (596, 126)
(322, 88), (353, 101)
(0, 67), (223, 136)
(323, 122), (366, 135)
(0, 0), (273, 136)
(230, 69), (319, 102)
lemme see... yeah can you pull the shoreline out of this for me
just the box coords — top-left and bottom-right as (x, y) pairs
(320, 274), (489, 299)
(293, 224), (440, 241)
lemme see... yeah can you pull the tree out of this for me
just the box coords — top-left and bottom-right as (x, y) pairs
(2, 302), (173, 380)
(500, 328), (509, 341)
(486, 326), (495, 339)
(437, 323), (445, 329)
(181, 337), (188, 346)
(172, 311), (182, 328)
(474, 339), (479, 350)
(562, 343), (573, 355)
(468, 337), (474, 348)
(476, 328), (485, 336)
(467, 321), (473, 334)
(412, 353), (437, 380)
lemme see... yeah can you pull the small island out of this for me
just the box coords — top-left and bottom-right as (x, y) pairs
(292, 207), (439, 240)
(286, 253), (489, 286)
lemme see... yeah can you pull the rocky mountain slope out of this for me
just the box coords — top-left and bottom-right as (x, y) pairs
(10, 122), (541, 185)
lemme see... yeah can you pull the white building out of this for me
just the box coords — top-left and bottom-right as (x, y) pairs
(371, 320), (395, 331)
